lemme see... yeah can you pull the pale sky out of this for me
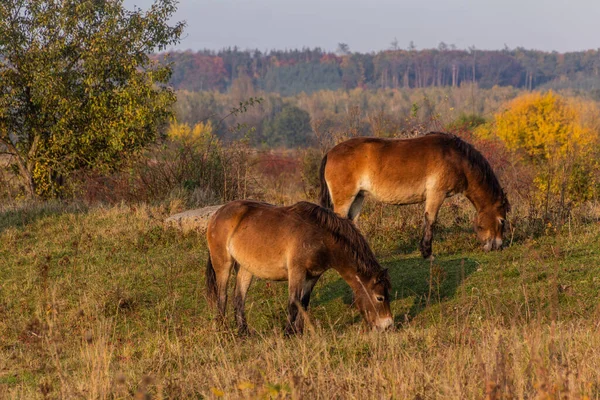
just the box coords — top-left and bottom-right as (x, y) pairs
(123, 0), (600, 53)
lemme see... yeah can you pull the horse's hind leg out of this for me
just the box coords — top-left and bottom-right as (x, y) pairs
(233, 267), (253, 336)
(212, 255), (235, 324)
(329, 178), (362, 219)
(348, 191), (365, 222)
(419, 194), (444, 259)
(331, 191), (365, 224)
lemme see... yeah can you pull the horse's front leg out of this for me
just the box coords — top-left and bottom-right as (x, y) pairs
(300, 275), (320, 310)
(419, 195), (444, 259)
(293, 275), (320, 333)
(285, 270), (310, 336)
(284, 293), (302, 336)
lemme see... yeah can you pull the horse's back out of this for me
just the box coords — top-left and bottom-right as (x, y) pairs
(325, 135), (465, 205)
(207, 201), (325, 280)
(207, 200), (272, 241)
(327, 134), (457, 163)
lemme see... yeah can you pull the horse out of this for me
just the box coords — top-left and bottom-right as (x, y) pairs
(319, 132), (510, 259)
(205, 200), (393, 335)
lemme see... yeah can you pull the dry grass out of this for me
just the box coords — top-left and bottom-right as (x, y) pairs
(1, 200), (600, 399)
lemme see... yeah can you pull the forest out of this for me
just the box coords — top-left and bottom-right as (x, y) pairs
(161, 45), (600, 95)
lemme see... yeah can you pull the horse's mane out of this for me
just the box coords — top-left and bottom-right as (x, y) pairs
(288, 202), (388, 281)
(428, 132), (510, 212)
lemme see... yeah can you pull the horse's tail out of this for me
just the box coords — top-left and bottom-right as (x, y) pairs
(319, 153), (332, 209)
(205, 253), (218, 306)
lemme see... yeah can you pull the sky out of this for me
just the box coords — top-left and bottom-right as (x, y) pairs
(123, 0), (600, 53)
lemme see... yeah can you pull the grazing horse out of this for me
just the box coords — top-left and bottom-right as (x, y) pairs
(205, 200), (393, 335)
(319, 132), (510, 259)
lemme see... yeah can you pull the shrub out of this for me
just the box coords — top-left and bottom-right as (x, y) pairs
(75, 122), (253, 206)
(476, 91), (600, 220)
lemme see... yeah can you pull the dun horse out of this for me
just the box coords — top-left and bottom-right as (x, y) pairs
(319, 132), (510, 259)
(205, 200), (393, 335)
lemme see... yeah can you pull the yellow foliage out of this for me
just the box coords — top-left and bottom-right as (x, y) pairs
(490, 91), (596, 162)
(167, 120), (214, 144)
(475, 91), (600, 207)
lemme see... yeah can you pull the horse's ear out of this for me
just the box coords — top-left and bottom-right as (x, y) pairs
(377, 268), (389, 282)
(502, 192), (511, 213)
(498, 217), (505, 226)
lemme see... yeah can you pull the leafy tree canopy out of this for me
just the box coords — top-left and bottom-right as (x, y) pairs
(261, 105), (312, 148)
(0, 0), (184, 197)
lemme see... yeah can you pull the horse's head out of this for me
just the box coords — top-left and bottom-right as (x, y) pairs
(354, 269), (393, 331)
(475, 197), (509, 251)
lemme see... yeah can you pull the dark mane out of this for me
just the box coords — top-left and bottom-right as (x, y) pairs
(428, 132), (510, 212)
(288, 202), (386, 279)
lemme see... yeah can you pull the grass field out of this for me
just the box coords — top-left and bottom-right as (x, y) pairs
(1, 201), (600, 399)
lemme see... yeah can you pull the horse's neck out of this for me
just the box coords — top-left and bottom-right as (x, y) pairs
(326, 235), (377, 296)
(330, 252), (375, 298)
(334, 265), (370, 297)
(464, 175), (496, 214)
(329, 249), (363, 288)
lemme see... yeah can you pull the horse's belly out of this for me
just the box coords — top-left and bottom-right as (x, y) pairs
(246, 262), (288, 281)
(229, 243), (289, 281)
(370, 187), (426, 205)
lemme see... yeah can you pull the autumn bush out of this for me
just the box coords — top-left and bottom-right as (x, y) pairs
(476, 91), (600, 222)
(73, 121), (253, 207)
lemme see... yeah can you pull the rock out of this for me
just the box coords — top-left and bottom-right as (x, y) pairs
(165, 205), (223, 233)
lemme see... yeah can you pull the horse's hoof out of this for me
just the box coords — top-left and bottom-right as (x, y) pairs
(237, 328), (251, 337)
(426, 254), (436, 262)
(284, 326), (302, 337)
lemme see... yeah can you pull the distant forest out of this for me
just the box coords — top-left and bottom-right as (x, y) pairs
(158, 46), (600, 95)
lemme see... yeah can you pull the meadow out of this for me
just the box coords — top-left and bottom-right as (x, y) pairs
(4, 0), (600, 397)
(1, 191), (600, 398)
(2, 86), (600, 399)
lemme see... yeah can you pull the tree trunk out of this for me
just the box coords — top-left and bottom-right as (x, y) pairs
(0, 136), (36, 197)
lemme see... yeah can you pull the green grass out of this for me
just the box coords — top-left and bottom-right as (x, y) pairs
(1, 202), (600, 398)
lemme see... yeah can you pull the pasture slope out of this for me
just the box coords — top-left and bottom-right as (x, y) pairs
(1, 202), (599, 398)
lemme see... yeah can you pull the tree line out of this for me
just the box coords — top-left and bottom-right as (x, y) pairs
(160, 45), (600, 95)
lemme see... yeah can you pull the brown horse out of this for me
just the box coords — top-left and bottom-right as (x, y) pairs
(205, 200), (393, 335)
(319, 132), (510, 259)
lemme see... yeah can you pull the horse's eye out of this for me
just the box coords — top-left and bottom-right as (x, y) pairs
(376, 296), (384, 302)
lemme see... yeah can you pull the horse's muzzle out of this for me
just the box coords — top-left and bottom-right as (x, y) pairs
(483, 238), (503, 251)
(375, 317), (394, 331)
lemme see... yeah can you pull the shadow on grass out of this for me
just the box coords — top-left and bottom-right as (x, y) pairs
(0, 202), (87, 233)
(313, 255), (479, 323)
(385, 218), (551, 258)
